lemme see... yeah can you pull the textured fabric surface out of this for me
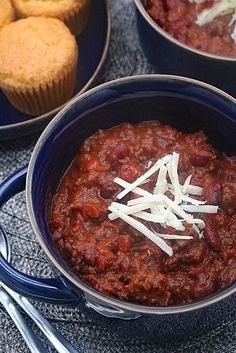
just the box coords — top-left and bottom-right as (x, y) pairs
(0, 0), (235, 352)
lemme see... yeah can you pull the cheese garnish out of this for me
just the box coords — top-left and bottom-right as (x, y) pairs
(229, 10), (236, 41)
(170, 153), (182, 204)
(153, 165), (168, 194)
(153, 232), (193, 240)
(189, 0), (209, 3)
(108, 206), (173, 256)
(181, 205), (218, 213)
(108, 202), (165, 222)
(108, 153), (218, 256)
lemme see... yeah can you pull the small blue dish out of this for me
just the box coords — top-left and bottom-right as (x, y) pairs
(0, 75), (235, 342)
(0, 0), (111, 141)
(134, 0), (236, 98)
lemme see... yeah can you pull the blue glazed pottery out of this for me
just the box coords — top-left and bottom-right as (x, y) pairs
(0, 0), (111, 141)
(0, 75), (235, 341)
(134, 0), (236, 98)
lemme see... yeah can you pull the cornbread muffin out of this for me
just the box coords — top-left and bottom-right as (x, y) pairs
(0, 0), (14, 30)
(11, 0), (90, 36)
(0, 17), (78, 116)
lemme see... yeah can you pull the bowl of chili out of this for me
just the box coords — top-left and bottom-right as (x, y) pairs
(0, 75), (235, 341)
(134, 0), (236, 98)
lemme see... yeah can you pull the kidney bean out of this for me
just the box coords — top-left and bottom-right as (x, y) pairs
(189, 150), (212, 167)
(204, 219), (221, 252)
(100, 183), (117, 199)
(115, 144), (130, 160)
(203, 176), (222, 204)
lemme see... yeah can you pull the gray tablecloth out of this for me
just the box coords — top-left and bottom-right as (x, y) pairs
(0, 1), (235, 352)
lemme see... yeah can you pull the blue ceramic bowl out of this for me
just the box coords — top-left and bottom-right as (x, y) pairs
(134, 0), (236, 98)
(0, 75), (236, 341)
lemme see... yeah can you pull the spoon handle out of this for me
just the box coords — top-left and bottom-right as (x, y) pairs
(3, 284), (80, 353)
(0, 286), (48, 353)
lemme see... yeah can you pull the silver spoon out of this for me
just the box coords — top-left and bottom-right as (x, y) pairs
(0, 226), (80, 353)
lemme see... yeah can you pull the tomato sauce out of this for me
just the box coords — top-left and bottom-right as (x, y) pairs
(51, 122), (236, 306)
(146, 0), (236, 57)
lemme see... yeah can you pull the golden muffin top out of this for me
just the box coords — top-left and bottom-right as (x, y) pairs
(0, 0), (14, 30)
(11, 0), (87, 17)
(0, 17), (78, 89)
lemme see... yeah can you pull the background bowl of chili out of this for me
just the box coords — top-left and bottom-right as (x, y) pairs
(0, 75), (235, 341)
(134, 0), (236, 98)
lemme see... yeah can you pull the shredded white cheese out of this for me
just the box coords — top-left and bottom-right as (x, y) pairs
(153, 164), (168, 194)
(127, 194), (166, 206)
(230, 9), (236, 41)
(171, 153), (182, 204)
(108, 202), (165, 222)
(108, 206), (173, 256)
(182, 174), (192, 194)
(189, 0), (208, 3)
(165, 208), (185, 231)
(181, 195), (206, 205)
(168, 181), (203, 196)
(108, 153), (218, 256)
(181, 205), (218, 213)
(154, 232), (193, 240)
(229, 8), (236, 24)
(185, 184), (203, 196)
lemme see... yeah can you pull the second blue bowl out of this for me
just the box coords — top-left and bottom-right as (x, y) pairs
(135, 0), (236, 98)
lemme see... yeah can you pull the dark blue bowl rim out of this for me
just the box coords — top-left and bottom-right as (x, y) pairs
(0, 0), (111, 133)
(135, 0), (236, 62)
(26, 74), (236, 315)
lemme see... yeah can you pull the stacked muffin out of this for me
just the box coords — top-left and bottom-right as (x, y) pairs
(11, 0), (90, 36)
(0, 0), (90, 116)
(0, 0), (14, 30)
